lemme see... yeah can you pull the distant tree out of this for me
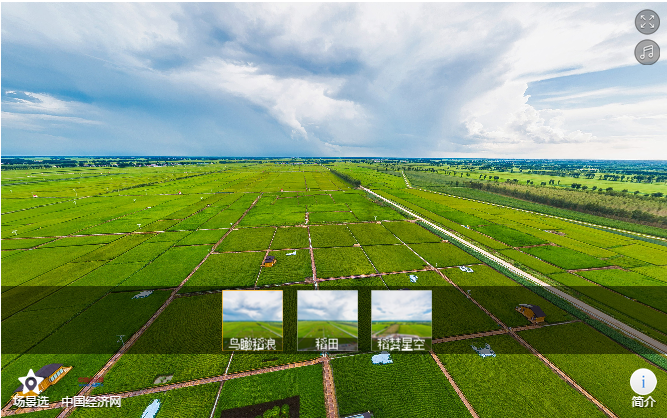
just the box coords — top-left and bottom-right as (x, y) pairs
(606, 187), (613, 192)
(652, 192), (664, 198)
(581, 185), (588, 190)
(541, 181), (547, 186)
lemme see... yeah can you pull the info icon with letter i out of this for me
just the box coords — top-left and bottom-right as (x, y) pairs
(635, 40), (660, 65)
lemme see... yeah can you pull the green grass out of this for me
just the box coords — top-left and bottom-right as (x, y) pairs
(346, 223), (401, 245)
(331, 353), (469, 418)
(523, 245), (611, 270)
(309, 225), (356, 247)
(382, 221), (441, 243)
(520, 322), (667, 418)
(257, 249), (312, 285)
(182, 252), (264, 290)
(410, 242), (481, 267)
(313, 247), (376, 278)
(444, 265), (572, 326)
(270, 227), (310, 250)
(434, 334), (606, 418)
(216, 227), (275, 252)
(215, 364), (326, 418)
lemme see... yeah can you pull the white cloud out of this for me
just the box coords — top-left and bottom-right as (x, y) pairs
(298, 290), (358, 321)
(223, 290), (283, 322)
(372, 290), (431, 321)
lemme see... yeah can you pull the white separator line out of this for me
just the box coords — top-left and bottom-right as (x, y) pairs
(362, 186), (667, 356)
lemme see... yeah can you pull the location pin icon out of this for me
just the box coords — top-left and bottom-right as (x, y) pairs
(24, 376), (38, 392)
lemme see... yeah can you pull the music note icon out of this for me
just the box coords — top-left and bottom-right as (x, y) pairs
(640, 45), (654, 60)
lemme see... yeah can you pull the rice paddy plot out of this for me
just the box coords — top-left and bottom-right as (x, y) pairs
(318, 276), (387, 288)
(175, 228), (227, 246)
(576, 269), (667, 313)
(410, 242), (481, 267)
(309, 224), (357, 247)
(270, 226), (310, 250)
(313, 247), (376, 279)
(216, 227), (275, 252)
(1, 244), (106, 288)
(72, 382), (219, 418)
(632, 265), (667, 283)
(27, 290), (170, 355)
(612, 243), (667, 265)
(433, 334), (606, 418)
(346, 223), (401, 245)
(199, 209), (245, 229)
(121, 245), (211, 289)
(309, 211), (358, 224)
(1, 237), (57, 250)
(381, 221), (442, 243)
(108, 241), (173, 264)
(331, 353), (469, 418)
(215, 363), (326, 418)
(472, 224), (547, 247)
(129, 293), (222, 354)
(257, 249), (313, 285)
(91, 354), (229, 394)
(226, 353), (321, 374)
(523, 245), (610, 270)
(363, 244), (427, 273)
(182, 252), (264, 290)
(499, 249), (563, 275)
(41, 234), (122, 248)
(431, 285), (500, 338)
(382, 271), (447, 288)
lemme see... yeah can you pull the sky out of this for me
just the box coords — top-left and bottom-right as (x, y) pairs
(223, 290), (283, 322)
(372, 290), (432, 322)
(2, 3), (666, 159)
(298, 290), (358, 321)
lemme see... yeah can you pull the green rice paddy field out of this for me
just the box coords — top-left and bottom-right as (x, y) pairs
(3, 161), (666, 416)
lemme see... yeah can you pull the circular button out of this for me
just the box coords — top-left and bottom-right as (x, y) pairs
(630, 368), (657, 395)
(635, 40), (660, 65)
(636, 10), (660, 35)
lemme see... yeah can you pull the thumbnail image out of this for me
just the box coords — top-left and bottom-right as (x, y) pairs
(298, 290), (358, 351)
(372, 290), (432, 351)
(222, 290), (283, 351)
